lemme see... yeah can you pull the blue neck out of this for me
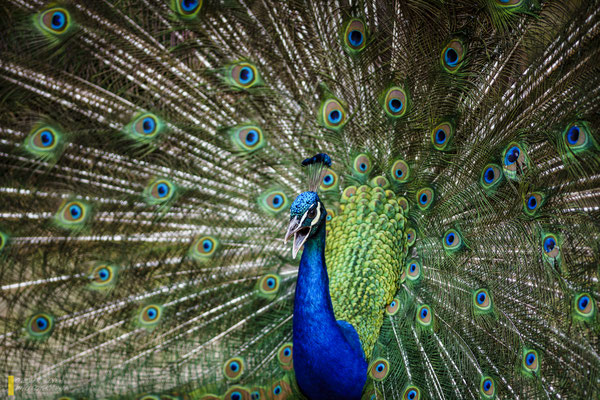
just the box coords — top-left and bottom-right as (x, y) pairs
(292, 224), (367, 400)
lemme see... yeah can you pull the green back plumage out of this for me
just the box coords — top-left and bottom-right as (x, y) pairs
(0, 0), (599, 399)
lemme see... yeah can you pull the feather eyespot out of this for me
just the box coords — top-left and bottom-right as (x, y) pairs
(271, 380), (292, 399)
(480, 163), (503, 191)
(416, 188), (434, 210)
(229, 62), (260, 89)
(390, 159), (410, 183)
(502, 142), (527, 179)
(542, 233), (560, 260)
(563, 122), (592, 153)
(406, 259), (422, 281)
(383, 87), (408, 118)
(480, 376), (495, 398)
(125, 113), (163, 142)
(174, 0), (202, 17)
(406, 228), (416, 246)
(403, 386), (421, 400)
(320, 99), (347, 130)
(225, 387), (250, 400)
(386, 298), (400, 315)
(56, 200), (90, 229)
(417, 305), (432, 326)
(189, 236), (219, 261)
(368, 358), (390, 381)
(223, 357), (245, 381)
(258, 274), (281, 297)
(89, 264), (117, 289)
(325, 209), (335, 223)
(343, 19), (367, 53)
(38, 8), (71, 35)
(431, 122), (453, 150)
(341, 186), (357, 203)
(522, 349), (539, 374)
(353, 154), (372, 175)
(523, 192), (544, 216)
(320, 169), (339, 191)
(473, 289), (492, 312)
(574, 293), (595, 320)
(441, 39), (465, 72)
(249, 389), (266, 400)
(259, 190), (288, 214)
(140, 305), (162, 327)
(231, 125), (266, 153)
(496, 0), (524, 7)
(25, 126), (64, 159)
(144, 179), (176, 204)
(443, 229), (463, 252)
(277, 343), (293, 369)
(26, 313), (54, 339)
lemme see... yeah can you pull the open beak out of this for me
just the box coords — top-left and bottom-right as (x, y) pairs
(284, 217), (311, 259)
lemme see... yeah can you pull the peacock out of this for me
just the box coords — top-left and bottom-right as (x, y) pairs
(1, 0), (599, 398)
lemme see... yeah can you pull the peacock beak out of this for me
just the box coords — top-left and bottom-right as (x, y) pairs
(284, 217), (310, 259)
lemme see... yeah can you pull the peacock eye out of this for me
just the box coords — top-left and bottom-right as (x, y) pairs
(307, 207), (317, 219)
(38, 8), (71, 35)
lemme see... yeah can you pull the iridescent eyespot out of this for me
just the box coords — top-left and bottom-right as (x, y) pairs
(383, 87), (409, 118)
(368, 358), (390, 381)
(189, 235), (219, 261)
(125, 113), (163, 142)
(26, 313), (54, 339)
(522, 349), (539, 374)
(341, 186), (357, 203)
(563, 122), (593, 153)
(223, 357), (245, 381)
(542, 233), (560, 260)
(230, 125), (266, 153)
(441, 39), (465, 73)
(352, 154), (372, 176)
(496, 0), (525, 7)
(390, 159), (410, 183)
(574, 292), (595, 320)
(228, 62), (261, 89)
(403, 386), (420, 400)
(406, 259), (422, 281)
(343, 19), (367, 53)
(320, 169), (339, 191)
(370, 175), (389, 189)
(417, 304), (432, 327)
(431, 122), (453, 151)
(277, 343), (293, 369)
(523, 192), (544, 216)
(416, 187), (434, 210)
(320, 98), (347, 130)
(139, 305), (162, 328)
(174, 0), (202, 17)
(443, 228), (463, 252)
(386, 298), (400, 315)
(257, 273), (281, 297)
(144, 178), (176, 204)
(480, 376), (495, 398)
(473, 289), (492, 312)
(258, 190), (288, 215)
(37, 8), (71, 35)
(271, 380), (292, 399)
(56, 200), (90, 229)
(406, 228), (416, 246)
(325, 209), (335, 223)
(224, 387), (250, 400)
(249, 388), (266, 400)
(502, 142), (527, 179)
(25, 125), (65, 159)
(89, 264), (117, 289)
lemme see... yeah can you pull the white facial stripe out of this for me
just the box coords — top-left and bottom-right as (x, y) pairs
(310, 204), (321, 227)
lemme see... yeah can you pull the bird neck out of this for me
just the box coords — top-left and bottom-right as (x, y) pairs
(292, 223), (367, 399)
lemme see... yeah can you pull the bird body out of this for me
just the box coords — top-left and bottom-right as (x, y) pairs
(1, 0), (600, 399)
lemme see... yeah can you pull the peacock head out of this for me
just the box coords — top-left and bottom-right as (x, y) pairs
(284, 191), (327, 259)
